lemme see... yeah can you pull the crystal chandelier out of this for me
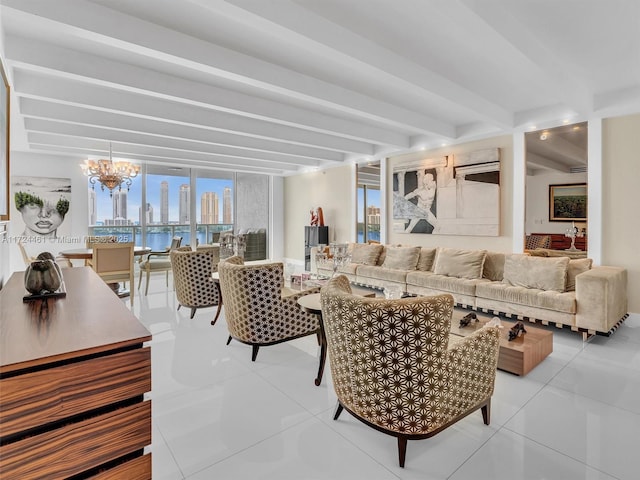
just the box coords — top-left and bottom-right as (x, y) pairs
(82, 143), (140, 197)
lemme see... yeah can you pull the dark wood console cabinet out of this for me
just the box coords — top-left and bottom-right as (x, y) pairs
(0, 267), (152, 479)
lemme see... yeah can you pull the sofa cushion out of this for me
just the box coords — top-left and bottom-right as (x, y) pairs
(381, 246), (421, 270)
(356, 265), (409, 284)
(503, 255), (569, 292)
(350, 243), (383, 265)
(406, 271), (489, 296)
(566, 258), (593, 291)
(476, 282), (576, 314)
(433, 248), (486, 279)
(416, 247), (437, 271)
(483, 252), (506, 281)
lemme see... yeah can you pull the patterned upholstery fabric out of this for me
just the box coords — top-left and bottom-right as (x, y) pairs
(320, 275), (500, 466)
(218, 256), (321, 347)
(171, 248), (220, 319)
(525, 234), (551, 250)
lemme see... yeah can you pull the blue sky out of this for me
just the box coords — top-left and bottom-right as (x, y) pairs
(93, 174), (233, 224)
(357, 187), (380, 222)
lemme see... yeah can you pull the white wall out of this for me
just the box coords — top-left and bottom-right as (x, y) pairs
(525, 171), (587, 235)
(283, 164), (354, 264)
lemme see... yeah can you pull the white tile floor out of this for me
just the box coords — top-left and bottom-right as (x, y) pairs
(131, 275), (640, 480)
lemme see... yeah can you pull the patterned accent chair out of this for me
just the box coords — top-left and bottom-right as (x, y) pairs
(320, 275), (501, 468)
(171, 247), (220, 319)
(525, 234), (551, 250)
(218, 256), (323, 369)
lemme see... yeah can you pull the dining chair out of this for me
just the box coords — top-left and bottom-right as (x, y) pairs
(91, 242), (135, 306)
(137, 236), (182, 295)
(85, 235), (118, 266)
(18, 241), (35, 267)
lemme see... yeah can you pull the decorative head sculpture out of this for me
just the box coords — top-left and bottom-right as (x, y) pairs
(310, 206), (325, 226)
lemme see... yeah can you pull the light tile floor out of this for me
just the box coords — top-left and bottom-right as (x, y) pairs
(131, 275), (640, 479)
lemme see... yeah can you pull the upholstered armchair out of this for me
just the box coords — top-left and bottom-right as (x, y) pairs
(320, 275), (501, 468)
(138, 236), (182, 295)
(171, 247), (220, 319)
(92, 242), (135, 306)
(218, 256), (322, 367)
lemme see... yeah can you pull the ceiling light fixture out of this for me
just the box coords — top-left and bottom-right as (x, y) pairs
(539, 131), (549, 140)
(81, 143), (140, 197)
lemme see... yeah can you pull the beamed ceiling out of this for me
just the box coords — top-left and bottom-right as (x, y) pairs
(1, 0), (639, 176)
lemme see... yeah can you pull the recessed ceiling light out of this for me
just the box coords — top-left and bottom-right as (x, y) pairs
(539, 132), (549, 140)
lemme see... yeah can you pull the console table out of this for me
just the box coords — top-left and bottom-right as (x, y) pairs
(0, 267), (152, 479)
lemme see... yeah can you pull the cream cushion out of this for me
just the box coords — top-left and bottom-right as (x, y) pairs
(416, 247), (437, 271)
(433, 248), (487, 279)
(381, 246), (421, 270)
(351, 244), (383, 265)
(476, 282), (576, 313)
(483, 252), (506, 281)
(503, 255), (569, 292)
(566, 258), (593, 291)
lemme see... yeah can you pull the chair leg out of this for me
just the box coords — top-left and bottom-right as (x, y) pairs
(251, 345), (259, 361)
(226, 335), (232, 345)
(165, 270), (169, 287)
(397, 436), (408, 468)
(177, 304), (181, 311)
(315, 330), (327, 386)
(190, 307), (197, 319)
(144, 270), (151, 296)
(137, 269), (143, 290)
(333, 402), (344, 420)
(481, 399), (491, 425)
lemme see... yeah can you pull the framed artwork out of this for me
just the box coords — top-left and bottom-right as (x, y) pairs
(549, 183), (587, 222)
(0, 57), (9, 221)
(392, 148), (501, 236)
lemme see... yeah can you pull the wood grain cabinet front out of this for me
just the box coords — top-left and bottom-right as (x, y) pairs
(0, 268), (153, 479)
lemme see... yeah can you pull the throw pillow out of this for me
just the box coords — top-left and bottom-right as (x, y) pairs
(416, 247), (437, 271)
(566, 258), (593, 291)
(381, 246), (421, 270)
(483, 252), (506, 281)
(433, 248), (487, 279)
(503, 254), (569, 292)
(350, 243), (383, 265)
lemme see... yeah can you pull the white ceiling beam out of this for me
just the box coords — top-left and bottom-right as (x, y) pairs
(594, 85), (640, 116)
(19, 99), (325, 167)
(455, 0), (592, 117)
(27, 132), (301, 173)
(13, 71), (345, 162)
(23, 117), (318, 170)
(201, 0), (513, 129)
(534, 136), (587, 166)
(2, 1), (454, 137)
(526, 152), (571, 173)
(30, 143), (286, 175)
(8, 69), (372, 157)
(5, 36), (408, 149)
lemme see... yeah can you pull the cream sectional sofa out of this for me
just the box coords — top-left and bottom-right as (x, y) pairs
(314, 244), (628, 336)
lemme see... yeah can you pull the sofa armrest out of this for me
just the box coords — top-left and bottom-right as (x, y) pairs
(575, 266), (628, 333)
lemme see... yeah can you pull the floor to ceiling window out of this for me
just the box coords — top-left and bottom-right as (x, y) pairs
(89, 165), (235, 248)
(357, 162), (381, 243)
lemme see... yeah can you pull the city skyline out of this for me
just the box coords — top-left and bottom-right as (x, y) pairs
(90, 174), (234, 225)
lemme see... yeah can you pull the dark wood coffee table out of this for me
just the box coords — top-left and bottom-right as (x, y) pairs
(449, 309), (553, 376)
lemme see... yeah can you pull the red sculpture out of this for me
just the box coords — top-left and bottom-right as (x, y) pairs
(310, 207), (324, 226)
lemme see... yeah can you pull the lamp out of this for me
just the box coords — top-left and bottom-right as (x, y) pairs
(82, 143), (140, 197)
(564, 221), (584, 252)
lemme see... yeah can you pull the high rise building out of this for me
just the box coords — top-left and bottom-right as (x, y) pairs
(160, 181), (169, 224)
(112, 190), (127, 221)
(179, 184), (190, 224)
(140, 203), (153, 225)
(223, 187), (232, 224)
(88, 188), (97, 225)
(367, 205), (381, 225)
(201, 192), (219, 224)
